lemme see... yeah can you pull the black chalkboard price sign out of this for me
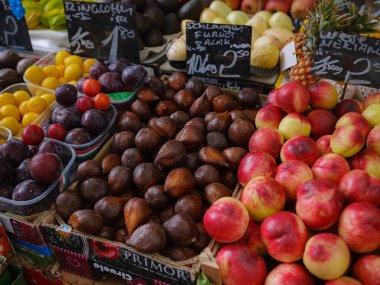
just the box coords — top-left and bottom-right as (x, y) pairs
(0, 0), (33, 51)
(64, 1), (139, 62)
(311, 31), (380, 87)
(186, 22), (251, 79)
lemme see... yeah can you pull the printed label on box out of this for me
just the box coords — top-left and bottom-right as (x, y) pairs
(54, 246), (93, 280)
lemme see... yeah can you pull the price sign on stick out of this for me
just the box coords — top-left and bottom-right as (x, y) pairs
(311, 31), (380, 88)
(0, 0), (33, 51)
(64, 1), (139, 62)
(186, 22), (251, 79)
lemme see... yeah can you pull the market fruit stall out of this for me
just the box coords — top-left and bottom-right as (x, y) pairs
(0, 0), (379, 284)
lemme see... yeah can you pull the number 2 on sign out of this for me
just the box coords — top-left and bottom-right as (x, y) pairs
(3, 16), (18, 46)
(345, 58), (371, 85)
(219, 50), (238, 78)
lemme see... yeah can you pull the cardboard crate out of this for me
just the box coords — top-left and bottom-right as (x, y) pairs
(41, 210), (198, 285)
(0, 211), (49, 247)
(40, 137), (201, 285)
(0, 211), (58, 271)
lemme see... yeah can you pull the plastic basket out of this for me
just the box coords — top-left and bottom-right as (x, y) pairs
(0, 127), (12, 144)
(35, 103), (117, 162)
(0, 84), (56, 137)
(0, 138), (76, 216)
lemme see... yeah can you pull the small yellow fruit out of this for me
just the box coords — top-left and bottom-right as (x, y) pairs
(64, 64), (83, 81)
(0, 93), (16, 107)
(13, 91), (31, 106)
(41, 76), (60, 90)
(83, 58), (97, 73)
(57, 65), (66, 75)
(0, 117), (20, 135)
(40, 93), (55, 106)
(22, 112), (39, 127)
(68, 81), (77, 86)
(55, 50), (71, 65)
(19, 101), (30, 116)
(28, 97), (47, 114)
(24, 66), (45, 85)
(43, 65), (61, 78)
(1, 105), (21, 121)
(64, 55), (83, 67)
(59, 77), (68, 84)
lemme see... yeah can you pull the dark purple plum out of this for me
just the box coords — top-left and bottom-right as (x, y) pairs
(76, 77), (87, 93)
(55, 107), (82, 130)
(12, 180), (45, 201)
(107, 61), (129, 74)
(16, 159), (32, 183)
(122, 65), (147, 89)
(49, 104), (64, 123)
(0, 140), (30, 165)
(0, 155), (13, 185)
(98, 72), (124, 93)
(144, 76), (164, 95)
(65, 128), (92, 145)
(55, 84), (78, 106)
(30, 153), (61, 185)
(89, 63), (109, 79)
(0, 185), (12, 199)
(38, 140), (59, 155)
(81, 109), (108, 135)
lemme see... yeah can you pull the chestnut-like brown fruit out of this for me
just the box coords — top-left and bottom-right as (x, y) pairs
(204, 86), (221, 102)
(148, 116), (178, 138)
(117, 111), (141, 133)
(237, 87), (260, 107)
(155, 101), (178, 117)
(167, 72), (187, 91)
(211, 95), (235, 112)
(223, 147), (247, 170)
(131, 99), (151, 121)
(206, 132), (229, 151)
(194, 165), (220, 189)
(185, 77), (205, 97)
(170, 111), (191, 128)
(173, 89), (195, 110)
(228, 119), (255, 146)
(135, 128), (161, 154)
(207, 111), (231, 134)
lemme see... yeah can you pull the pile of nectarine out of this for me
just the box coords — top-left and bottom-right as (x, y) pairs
(203, 81), (380, 285)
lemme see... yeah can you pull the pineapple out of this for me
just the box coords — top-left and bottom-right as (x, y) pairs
(289, 0), (378, 86)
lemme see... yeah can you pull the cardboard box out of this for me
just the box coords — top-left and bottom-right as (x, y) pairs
(0, 210), (49, 246)
(40, 137), (200, 285)
(41, 209), (197, 285)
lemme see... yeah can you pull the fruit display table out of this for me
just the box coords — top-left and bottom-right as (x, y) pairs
(0, 0), (379, 284)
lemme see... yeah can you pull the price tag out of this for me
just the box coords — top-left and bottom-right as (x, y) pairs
(280, 41), (297, 71)
(64, 1), (139, 62)
(186, 22), (251, 79)
(0, 0), (32, 51)
(311, 31), (380, 87)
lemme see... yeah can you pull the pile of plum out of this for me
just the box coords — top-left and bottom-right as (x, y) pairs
(48, 84), (113, 145)
(0, 140), (62, 201)
(77, 61), (148, 94)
